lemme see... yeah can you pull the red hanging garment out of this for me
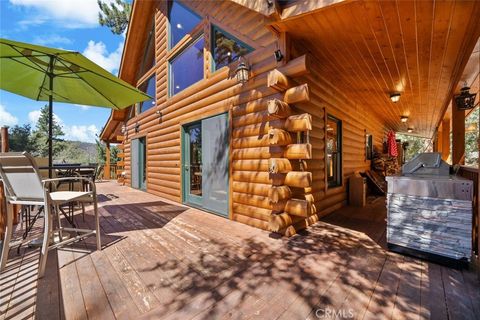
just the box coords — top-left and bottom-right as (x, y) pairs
(387, 130), (398, 157)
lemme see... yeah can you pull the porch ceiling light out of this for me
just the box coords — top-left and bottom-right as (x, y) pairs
(407, 127), (413, 133)
(235, 57), (250, 85)
(455, 85), (477, 110)
(390, 93), (401, 103)
(400, 116), (408, 123)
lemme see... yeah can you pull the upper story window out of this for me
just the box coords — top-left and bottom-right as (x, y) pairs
(169, 0), (202, 49)
(169, 36), (204, 96)
(137, 74), (156, 113)
(326, 115), (342, 188)
(136, 18), (156, 82)
(212, 26), (253, 71)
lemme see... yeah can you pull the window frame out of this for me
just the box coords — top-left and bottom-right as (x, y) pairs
(168, 34), (205, 97)
(210, 25), (254, 72)
(326, 115), (342, 189)
(136, 73), (156, 114)
(168, 0), (202, 51)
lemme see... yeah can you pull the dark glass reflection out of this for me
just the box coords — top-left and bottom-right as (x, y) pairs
(136, 20), (155, 81)
(189, 124), (202, 196)
(213, 27), (252, 70)
(170, 36), (204, 95)
(138, 75), (156, 113)
(326, 116), (342, 187)
(169, 0), (201, 48)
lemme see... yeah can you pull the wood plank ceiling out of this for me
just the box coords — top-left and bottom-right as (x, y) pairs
(272, 0), (480, 137)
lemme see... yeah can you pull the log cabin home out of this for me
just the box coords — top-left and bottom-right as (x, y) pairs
(100, 0), (480, 238)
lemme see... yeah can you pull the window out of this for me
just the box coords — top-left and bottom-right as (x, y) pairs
(168, 0), (202, 49)
(136, 19), (155, 81)
(326, 116), (342, 188)
(366, 133), (373, 160)
(169, 36), (204, 96)
(137, 75), (156, 113)
(212, 26), (253, 70)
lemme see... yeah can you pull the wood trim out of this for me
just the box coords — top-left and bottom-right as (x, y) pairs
(228, 109), (234, 220)
(136, 66), (157, 88)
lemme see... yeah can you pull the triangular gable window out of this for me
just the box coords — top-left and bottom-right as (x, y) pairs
(212, 26), (253, 71)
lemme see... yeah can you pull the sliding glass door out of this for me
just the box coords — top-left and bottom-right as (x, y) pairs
(131, 137), (146, 190)
(182, 113), (229, 216)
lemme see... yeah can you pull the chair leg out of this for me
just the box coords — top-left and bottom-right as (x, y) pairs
(55, 205), (63, 241)
(38, 204), (52, 278)
(0, 204), (14, 272)
(81, 202), (85, 222)
(93, 199), (101, 251)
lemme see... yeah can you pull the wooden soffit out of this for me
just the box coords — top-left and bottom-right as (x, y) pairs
(271, 0), (480, 138)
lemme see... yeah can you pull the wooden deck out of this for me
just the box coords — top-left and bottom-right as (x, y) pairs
(1, 181), (479, 320)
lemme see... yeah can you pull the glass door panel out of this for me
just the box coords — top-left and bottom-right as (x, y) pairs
(182, 113), (229, 216)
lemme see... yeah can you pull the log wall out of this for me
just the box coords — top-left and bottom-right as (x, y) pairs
(290, 43), (387, 220)
(119, 0), (388, 235)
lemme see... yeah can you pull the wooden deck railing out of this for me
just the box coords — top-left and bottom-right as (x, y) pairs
(459, 166), (480, 257)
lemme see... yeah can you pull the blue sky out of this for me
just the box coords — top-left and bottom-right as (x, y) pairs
(0, 0), (126, 142)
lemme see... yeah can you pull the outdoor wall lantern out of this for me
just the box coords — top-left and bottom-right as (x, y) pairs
(135, 122), (140, 133)
(120, 124), (127, 134)
(274, 49), (284, 62)
(400, 116), (408, 123)
(455, 85), (477, 110)
(235, 57), (250, 85)
(390, 93), (401, 103)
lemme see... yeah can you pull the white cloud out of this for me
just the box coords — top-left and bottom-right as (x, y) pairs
(28, 109), (62, 126)
(83, 40), (123, 73)
(33, 34), (72, 46)
(0, 105), (18, 126)
(9, 0), (104, 28)
(74, 104), (91, 111)
(63, 124), (99, 143)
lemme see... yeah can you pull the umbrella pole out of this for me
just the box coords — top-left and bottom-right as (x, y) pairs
(48, 56), (53, 178)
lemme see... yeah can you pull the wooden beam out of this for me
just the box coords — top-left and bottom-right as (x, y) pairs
(267, 69), (291, 91)
(441, 119), (450, 162)
(277, 54), (309, 78)
(284, 83), (310, 104)
(268, 185), (292, 203)
(284, 199), (315, 217)
(1, 127), (8, 153)
(104, 142), (111, 180)
(267, 99), (291, 118)
(284, 113), (312, 131)
(269, 158), (292, 173)
(452, 100), (465, 165)
(268, 128), (293, 146)
(229, 0), (279, 17)
(284, 143), (312, 159)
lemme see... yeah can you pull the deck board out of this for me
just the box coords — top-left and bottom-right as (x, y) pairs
(1, 181), (479, 319)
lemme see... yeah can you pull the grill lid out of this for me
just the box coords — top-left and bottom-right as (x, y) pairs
(402, 152), (450, 176)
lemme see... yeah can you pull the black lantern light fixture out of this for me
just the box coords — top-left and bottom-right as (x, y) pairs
(235, 57), (250, 85)
(455, 84), (477, 110)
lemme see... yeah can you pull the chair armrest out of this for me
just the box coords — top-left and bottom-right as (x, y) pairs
(42, 177), (96, 194)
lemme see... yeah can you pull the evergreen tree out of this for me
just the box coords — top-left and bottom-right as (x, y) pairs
(98, 0), (131, 35)
(30, 105), (65, 158)
(9, 124), (34, 153)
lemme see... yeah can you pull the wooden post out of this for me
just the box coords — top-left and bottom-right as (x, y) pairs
(441, 119), (450, 162)
(104, 141), (111, 180)
(452, 100), (465, 165)
(1, 126), (8, 152)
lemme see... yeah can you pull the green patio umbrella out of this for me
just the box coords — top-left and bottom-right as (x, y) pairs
(0, 38), (150, 176)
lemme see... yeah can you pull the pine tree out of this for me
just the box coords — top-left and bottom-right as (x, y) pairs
(30, 105), (65, 158)
(9, 124), (34, 153)
(98, 0), (131, 35)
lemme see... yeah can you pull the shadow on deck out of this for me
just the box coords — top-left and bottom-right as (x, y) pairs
(1, 182), (479, 320)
